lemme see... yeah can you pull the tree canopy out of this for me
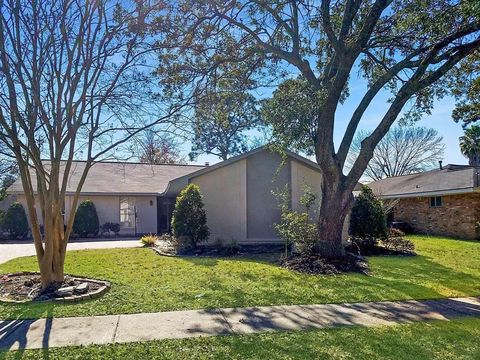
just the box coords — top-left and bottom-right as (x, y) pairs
(348, 127), (445, 180)
(459, 125), (480, 166)
(153, 0), (480, 257)
(191, 88), (262, 161)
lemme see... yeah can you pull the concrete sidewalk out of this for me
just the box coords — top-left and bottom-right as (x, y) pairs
(0, 240), (141, 265)
(1, 296), (479, 351)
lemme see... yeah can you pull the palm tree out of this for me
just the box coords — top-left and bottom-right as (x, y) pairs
(459, 125), (480, 166)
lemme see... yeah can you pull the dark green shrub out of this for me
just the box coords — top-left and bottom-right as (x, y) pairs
(73, 200), (99, 237)
(110, 222), (120, 234)
(2, 202), (29, 238)
(171, 184), (209, 249)
(349, 185), (387, 254)
(350, 185), (387, 239)
(101, 222), (120, 235)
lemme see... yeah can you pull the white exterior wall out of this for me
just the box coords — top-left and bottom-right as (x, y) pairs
(190, 159), (247, 245)
(16, 193), (157, 235)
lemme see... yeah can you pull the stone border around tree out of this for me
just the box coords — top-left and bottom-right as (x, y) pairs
(0, 271), (111, 304)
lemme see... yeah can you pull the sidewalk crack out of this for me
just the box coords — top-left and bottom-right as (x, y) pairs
(111, 316), (121, 343)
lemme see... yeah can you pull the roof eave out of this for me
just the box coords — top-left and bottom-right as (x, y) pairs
(377, 187), (476, 199)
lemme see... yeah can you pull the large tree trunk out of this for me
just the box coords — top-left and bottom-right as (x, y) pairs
(24, 187), (69, 291)
(315, 169), (354, 258)
(37, 207), (68, 290)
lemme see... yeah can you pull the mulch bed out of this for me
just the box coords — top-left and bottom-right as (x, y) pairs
(280, 253), (369, 275)
(0, 272), (110, 303)
(152, 240), (284, 257)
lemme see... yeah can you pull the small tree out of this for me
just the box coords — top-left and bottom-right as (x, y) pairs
(171, 184), (209, 249)
(350, 186), (387, 253)
(73, 201), (100, 237)
(2, 202), (29, 239)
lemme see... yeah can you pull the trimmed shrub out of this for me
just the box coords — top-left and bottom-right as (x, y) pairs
(171, 184), (209, 249)
(2, 202), (29, 238)
(73, 200), (99, 237)
(140, 234), (159, 247)
(349, 185), (387, 254)
(350, 185), (387, 240)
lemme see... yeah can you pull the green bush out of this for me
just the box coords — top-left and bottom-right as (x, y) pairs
(275, 211), (317, 255)
(73, 200), (99, 237)
(2, 202), (29, 238)
(274, 185), (318, 256)
(101, 222), (120, 235)
(171, 184), (209, 249)
(350, 185), (387, 239)
(349, 185), (387, 254)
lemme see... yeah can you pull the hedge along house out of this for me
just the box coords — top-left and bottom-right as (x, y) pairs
(8, 146), (346, 243)
(368, 164), (480, 240)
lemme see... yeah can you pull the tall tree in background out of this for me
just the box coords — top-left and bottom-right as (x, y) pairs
(137, 130), (186, 164)
(157, 0), (480, 257)
(0, 0), (188, 290)
(348, 127), (445, 181)
(191, 88), (261, 161)
(460, 125), (480, 166)
(452, 52), (480, 128)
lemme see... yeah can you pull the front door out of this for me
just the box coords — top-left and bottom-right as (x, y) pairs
(157, 197), (175, 234)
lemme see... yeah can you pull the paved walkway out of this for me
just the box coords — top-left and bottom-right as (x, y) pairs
(1, 296), (479, 351)
(0, 240), (141, 265)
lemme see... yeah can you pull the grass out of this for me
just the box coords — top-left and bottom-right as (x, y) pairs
(0, 235), (479, 320)
(2, 317), (480, 359)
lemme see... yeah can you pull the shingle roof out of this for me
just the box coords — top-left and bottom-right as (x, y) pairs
(368, 165), (480, 198)
(8, 161), (205, 195)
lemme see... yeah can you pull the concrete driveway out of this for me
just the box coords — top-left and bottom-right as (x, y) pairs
(0, 239), (141, 265)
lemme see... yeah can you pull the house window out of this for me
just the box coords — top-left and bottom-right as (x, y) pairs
(120, 196), (135, 228)
(430, 196), (442, 208)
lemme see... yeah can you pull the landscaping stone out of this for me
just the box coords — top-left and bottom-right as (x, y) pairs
(54, 286), (75, 297)
(75, 282), (89, 294)
(0, 272), (110, 303)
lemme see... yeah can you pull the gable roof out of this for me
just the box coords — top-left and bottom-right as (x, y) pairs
(162, 146), (322, 196)
(8, 161), (205, 196)
(368, 165), (480, 199)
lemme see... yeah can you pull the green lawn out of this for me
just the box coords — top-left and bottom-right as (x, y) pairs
(2, 318), (480, 359)
(0, 236), (479, 320)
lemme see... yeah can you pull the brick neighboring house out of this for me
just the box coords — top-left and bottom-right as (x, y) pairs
(368, 164), (480, 240)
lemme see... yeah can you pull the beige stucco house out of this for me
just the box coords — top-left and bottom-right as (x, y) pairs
(8, 147), (336, 244)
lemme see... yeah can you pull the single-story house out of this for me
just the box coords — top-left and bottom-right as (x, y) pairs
(8, 147), (347, 244)
(368, 164), (480, 240)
